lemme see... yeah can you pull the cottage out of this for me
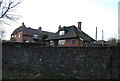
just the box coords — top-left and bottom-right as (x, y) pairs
(46, 22), (95, 47)
(11, 23), (54, 42)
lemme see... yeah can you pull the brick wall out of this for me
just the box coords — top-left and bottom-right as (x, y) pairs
(2, 43), (120, 79)
(16, 31), (23, 42)
(58, 39), (80, 47)
(51, 38), (84, 47)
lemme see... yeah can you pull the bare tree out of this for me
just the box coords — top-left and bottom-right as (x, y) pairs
(0, 0), (23, 40)
(0, 0), (23, 24)
(0, 29), (5, 41)
(107, 37), (117, 46)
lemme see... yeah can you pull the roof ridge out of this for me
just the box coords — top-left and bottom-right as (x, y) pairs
(42, 30), (55, 33)
(64, 25), (76, 28)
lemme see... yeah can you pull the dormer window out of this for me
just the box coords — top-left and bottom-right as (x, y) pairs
(59, 30), (65, 35)
(18, 34), (21, 38)
(33, 34), (38, 39)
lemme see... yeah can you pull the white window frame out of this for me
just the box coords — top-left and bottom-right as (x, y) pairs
(18, 34), (21, 38)
(50, 40), (53, 45)
(58, 40), (66, 45)
(25, 40), (29, 42)
(33, 34), (38, 39)
(59, 31), (65, 35)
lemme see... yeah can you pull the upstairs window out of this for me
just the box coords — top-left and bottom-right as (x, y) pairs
(70, 39), (76, 44)
(59, 31), (65, 35)
(33, 34), (38, 39)
(18, 34), (21, 38)
(58, 40), (66, 45)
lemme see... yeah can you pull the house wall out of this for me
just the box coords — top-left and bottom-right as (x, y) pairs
(50, 38), (84, 47)
(78, 39), (84, 47)
(23, 36), (34, 42)
(2, 43), (120, 79)
(23, 36), (30, 42)
(16, 31), (23, 42)
(58, 39), (79, 47)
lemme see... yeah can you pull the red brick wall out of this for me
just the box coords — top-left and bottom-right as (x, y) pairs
(50, 38), (84, 47)
(58, 39), (78, 47)
(15, 32), (34, 42)
(16, 31), (23, 42)
(23, 36), (35, 42)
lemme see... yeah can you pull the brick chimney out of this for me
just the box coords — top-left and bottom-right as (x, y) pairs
(58, 25), (62, 30)
(22, 22), (26, 27)
(39, 27), (42, 31)
(78, 22), (82, 30)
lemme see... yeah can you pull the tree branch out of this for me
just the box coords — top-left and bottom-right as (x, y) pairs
(0, 0), (23, 22)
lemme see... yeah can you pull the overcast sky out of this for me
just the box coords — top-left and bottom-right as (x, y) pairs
(4, 0), (119, 40)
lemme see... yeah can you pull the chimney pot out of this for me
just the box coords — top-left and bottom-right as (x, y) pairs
(78, 22), (82, 30)
(58, 25), (62, 30)
(39, 27), (42, 30)
(22, 22), (26, 27)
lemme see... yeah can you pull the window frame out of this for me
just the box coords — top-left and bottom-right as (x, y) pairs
(33, 34), (38, 39)
(50, 40), (53, 46)
(70, 39), (76, 45)
(18, 34), (21, 38)
(58, 40), (66, 45)
(59, 30), (65, 35)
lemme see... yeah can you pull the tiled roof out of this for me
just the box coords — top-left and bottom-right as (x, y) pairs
(11, 26), (23, 35)
(46, 25), (95, 41)
(76, 28), (95, 41)
(11, 27), (55, 38)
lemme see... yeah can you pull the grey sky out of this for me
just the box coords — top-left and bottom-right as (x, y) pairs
(4, 0), (119, 40)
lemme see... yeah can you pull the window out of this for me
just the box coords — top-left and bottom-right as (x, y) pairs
(58, 40), (66, 45)
(71, 39), (76, 44)
(25, 40), (29, 42)
(33, 34), (38, 39)
(59, 31), (65, 35)
(11, 35), (14, 37)
(18, 34), (21, 38)
(50, 41), (53, 45)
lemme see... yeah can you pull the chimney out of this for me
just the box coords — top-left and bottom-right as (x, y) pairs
(58, 25), (62, 30)
(39, 27), (42, 31)
(22, 22), (26, 27)
(78, 22), (82, 30)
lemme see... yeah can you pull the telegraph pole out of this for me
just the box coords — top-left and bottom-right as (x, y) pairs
(96, 27), (97, 41)
(102, 30), (104, 40)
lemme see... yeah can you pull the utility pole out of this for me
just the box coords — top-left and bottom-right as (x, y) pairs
(118, 1), (120, 43)
(102, 30), (104, 40)
(96, 27), (97, 41)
